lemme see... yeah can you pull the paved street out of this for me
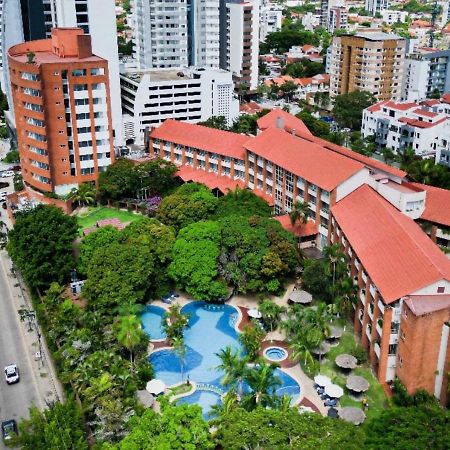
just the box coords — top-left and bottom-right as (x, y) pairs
(0, 176), (63, 448)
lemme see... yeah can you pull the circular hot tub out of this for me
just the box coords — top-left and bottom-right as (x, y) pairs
(264, 346), (288, 362)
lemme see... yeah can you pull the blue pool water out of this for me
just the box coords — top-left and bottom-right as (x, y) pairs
(149, 301), (300, 415)
(264, 346), (288, 362)
(141, 305), (166, 340)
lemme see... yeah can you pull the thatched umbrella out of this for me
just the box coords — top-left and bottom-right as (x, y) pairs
(335, 354), (358, 370)
(311, 342), (331, 356)
(288, 290), (313, 304)
(346, 375), (370, 393)
(339, 407), (366, 425)
(328, 326), (343, 340)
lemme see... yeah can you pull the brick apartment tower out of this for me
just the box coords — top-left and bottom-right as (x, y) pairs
(329, 32), (406, 101)
(8, 28), (114, 195)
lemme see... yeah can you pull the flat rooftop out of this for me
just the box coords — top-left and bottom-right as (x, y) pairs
(354, 32), (403, 41)
(121, 67), (230, 84)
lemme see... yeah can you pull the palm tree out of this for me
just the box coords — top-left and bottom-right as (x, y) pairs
(70, 183), (96, 207)
(334, 276), (357, 316)
(244, 362), (281, 408)
(163, 302), (190, 343)
(116, 315), (143, 372)
(291, 339), (316, 370)
(289, 200), (309, 229)
(210, 389), (238, 419)
(323, 244), (344, 289)
(259, 299), (285, 340)
(172, 336), (187, 382)
(216, 346), (248, 396)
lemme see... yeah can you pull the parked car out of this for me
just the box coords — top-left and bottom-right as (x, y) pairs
(4, 364), (19, 384)
(1, 171), (14, 178)
(0, 192), (7, 202)
(1, 419), (17, 441)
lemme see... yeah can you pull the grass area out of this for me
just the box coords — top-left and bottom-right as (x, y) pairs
(168, 383), (193, 397)
(76, 206), (143, 231)
(302, 319), (388, 421)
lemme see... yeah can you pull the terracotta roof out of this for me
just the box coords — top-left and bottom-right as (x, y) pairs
(331, 185), (450, 303)
(441, 93), (450, 104)
(366, 101), (388, 113)
(240, 101), (265, 114)
(274, 214), (318, 237)
(245, 127), (364, 191)
(256, 108), (312, 136)
(150, 119), (249, 159)
(398, 116), (447, 129)
(411, 183), (450, 227)
(404, 295), (450, 316)
(413, 108), (437, 118)
(384, 100), (418, 111)
(421, 99), (440, 107)
(299, 131), (407, 178)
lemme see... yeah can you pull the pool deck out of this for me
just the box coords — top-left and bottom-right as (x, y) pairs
(150, 290), (328, 416)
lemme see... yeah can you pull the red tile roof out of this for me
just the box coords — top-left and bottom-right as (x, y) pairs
(275, 214), (318, 237)
(240, 101), (265, 114)
(257, 108), (312, 136)
(331, 185), (450, 303)
(245, 127), (364, 191)
(384, 100), (418, 111)
(441, 93), (450, 104)
(411, 183), (450, 227)
(398, 116), (447, 129)
(404, 295), (450, 316)
(413, 108), (437, 118)
(298, 131), (407, 178)
(150, 119), (249, 159)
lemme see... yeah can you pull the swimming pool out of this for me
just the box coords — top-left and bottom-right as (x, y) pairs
(149, 301), (300, 415)
(141, 304), (166, 340)
(264, 346), (288, 362)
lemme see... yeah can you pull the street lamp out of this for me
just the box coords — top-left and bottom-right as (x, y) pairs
(18, 307), (35, 332)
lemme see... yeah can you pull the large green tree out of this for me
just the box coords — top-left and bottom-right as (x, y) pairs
(9, 401), (87, 450)
(364, 404), (449, 450)
(214, 187), (271, 219)
(282, 59), (325, 78)
(8, 205), (78, 290)
(215, 407), (363, 449)
(103, 402), (214, 450)
(333, 91), (376, 130)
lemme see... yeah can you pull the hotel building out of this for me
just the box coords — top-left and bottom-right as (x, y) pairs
(147, 109), (450, 404)
(8, 28), (114, 195)
(329, 32), (406, 101)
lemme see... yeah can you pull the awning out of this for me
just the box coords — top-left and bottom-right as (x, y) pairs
(146, 379), (166, 395)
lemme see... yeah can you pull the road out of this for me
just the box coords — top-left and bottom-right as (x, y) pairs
(0, 252), (43, 449)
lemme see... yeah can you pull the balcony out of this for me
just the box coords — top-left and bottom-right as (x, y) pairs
(376, 319), (383, 337)
(365, 325), (372, 342)
(359, 290), (366, 305)
(377, 300), (385, 315)
(368, 304), (374, 320)
(374, 342), (381, 358)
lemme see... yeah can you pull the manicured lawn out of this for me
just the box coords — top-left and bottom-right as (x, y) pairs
(302, 319), (388, 421)
(77, 206), (143, 231)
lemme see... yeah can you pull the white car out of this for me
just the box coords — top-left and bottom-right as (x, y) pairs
(0, 192), (7, 202)
(1, 171), (14, 178)
(4, 364), (19, 384)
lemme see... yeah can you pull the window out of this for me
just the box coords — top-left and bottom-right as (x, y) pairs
(73, 84), (88, 91)
(388, 344), (397, 355)
(437, 286), (445, 293)
(72, 69), (86, 77)
(90, 68), (104, 76)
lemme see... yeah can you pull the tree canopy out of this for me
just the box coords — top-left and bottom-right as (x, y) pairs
(333, 91), (376, 130)
(7, 205), (78, 290)
(214, 407), (364, 449)
(103, 402), (214, 450)
(214, 187), (272, 219)
(282, 59), (325, 78)
(364, 404), (449, 450)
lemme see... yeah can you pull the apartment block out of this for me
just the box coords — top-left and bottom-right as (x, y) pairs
(145, 110), (450, 404)
(402, 48), (450, 102)
(222, 0), (260, 91)
(120, 67), (238, 145)
(380, 9), (408, 25)
(361, 99), (450, 157)
(365, 0), (389, 15)
(327, 6), (347, 34)
(260, 1), (283, 41)
(8, 28), (114, 195)
(329, 32), (406, 101)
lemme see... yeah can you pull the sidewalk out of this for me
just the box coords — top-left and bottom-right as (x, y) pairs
(0, 251), (65, 408)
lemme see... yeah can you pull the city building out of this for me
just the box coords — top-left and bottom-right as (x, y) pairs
(361, 99), (450, 158)
(320, 0), (345, 29)
(286, 44), (323, 63)
(380, 10), (408, 25)
(329, 32), (406, 101)
(120, 67), (238, 145)
(365, 0), (389, 16)
(402, 48), (450, 102)
(146, 110), (450, 404)
(301, 12), (321, 31)
(221, 0), (260, 92)
(1, 0), (123, 145)
(260, 1), (283, 41)
(264, 74), (330, 100)
(8, 28), (114, 195)
(327, 6), (347, 33)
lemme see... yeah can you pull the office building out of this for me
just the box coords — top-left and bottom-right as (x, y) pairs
(146, 109), (450, 405)
(329, 32), (406, 101)
(8, 28), (114, 195)
(365, 0), (389, 16)
(402, 48), (450, 102)
(120, 67), (238, 145)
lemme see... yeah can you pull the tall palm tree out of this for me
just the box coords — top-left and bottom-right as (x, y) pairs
(116, 315), (143, 372)
(244, 362), (281, 408)
(172, 336), (187, 382)
(216, 346), (248, 396)
(210, 389), (238, 419)
(70, 183), (96, 207)
(259, 299), (285, 340)
(289, 200), (309, 230)
(323, 244), (344, 288)
(334, 276), (357, 316)
(291, 338), (316, 370)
